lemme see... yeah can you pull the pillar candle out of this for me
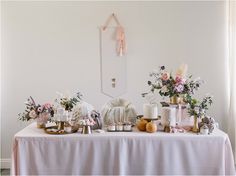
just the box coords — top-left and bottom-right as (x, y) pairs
(161, 107), (176, 127)
(143, 103), (158, 119)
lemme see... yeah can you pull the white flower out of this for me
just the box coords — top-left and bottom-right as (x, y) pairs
(79, 119), (86, 126)
(161, 86), (169, 93)
(29, 110), (37, 119)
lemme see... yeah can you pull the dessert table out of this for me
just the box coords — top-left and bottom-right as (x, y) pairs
(11, 122), (235, 175)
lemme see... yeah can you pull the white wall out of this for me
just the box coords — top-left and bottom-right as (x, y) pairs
(1, 1), (228, 163)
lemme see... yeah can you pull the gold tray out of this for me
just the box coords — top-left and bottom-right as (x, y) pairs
(44, 126), (78, 135)
(137, 115), (161, 121)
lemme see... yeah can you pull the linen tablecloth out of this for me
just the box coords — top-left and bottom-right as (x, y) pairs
(12, 122), (235, 175)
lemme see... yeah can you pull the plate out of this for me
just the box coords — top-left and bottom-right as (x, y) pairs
(44, 126), (77, 135)
(107, 129), (133, 132)
(142, 118), (159, 121)
(137, 115), (161, 121)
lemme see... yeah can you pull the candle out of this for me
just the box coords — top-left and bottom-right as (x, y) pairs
(108, 124), (116, 131)
(116, 123), (123, 131)
(123, 122), (132, 131)
(143, 103), (158, 119)
(65, 126), (72, 133)
(161, 107), (176, 127)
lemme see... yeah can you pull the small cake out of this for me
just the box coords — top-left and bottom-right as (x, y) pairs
(108, 123), (116, 131)
(116, 123), (123, 131)
(123, 122), (132, 131)
(200, 124), (209, 135)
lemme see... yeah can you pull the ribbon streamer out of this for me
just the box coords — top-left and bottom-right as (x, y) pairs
(102, 13), (126, 56)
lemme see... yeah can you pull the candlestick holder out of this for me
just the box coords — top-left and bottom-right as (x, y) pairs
(81, 125), (92, 134)
(58, 121), (65, 131)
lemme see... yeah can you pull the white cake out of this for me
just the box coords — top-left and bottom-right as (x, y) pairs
(143, 103), (158, 119)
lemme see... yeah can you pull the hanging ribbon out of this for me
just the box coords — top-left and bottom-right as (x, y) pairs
(102, 13), (127, 57)
(116, 26), (126, 56)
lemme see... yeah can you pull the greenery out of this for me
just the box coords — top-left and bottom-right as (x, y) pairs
(57, 92), (82, 111)
(185, 94), (213, 117)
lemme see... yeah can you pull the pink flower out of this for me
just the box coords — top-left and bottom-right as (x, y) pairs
(175, 76), (185, 84)
(174, 84), (184, 93)
(37, 106), (43, 113)
(161, 72), (170, 81)
(29, 110), (37, 119)
(43, 103), (52, 109)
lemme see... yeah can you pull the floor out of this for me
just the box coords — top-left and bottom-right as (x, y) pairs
(0, 169), (10, 175)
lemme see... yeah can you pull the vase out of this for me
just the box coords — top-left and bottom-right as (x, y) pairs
(170, 95), (184, 104)
(36, 112), (50, 128)
(192, 115), (199, 133)
(81, 125), (92, 134)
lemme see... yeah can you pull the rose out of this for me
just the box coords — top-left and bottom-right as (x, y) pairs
(29, 110), (37, 119)
(161, 72), (170, 81)
(175, 76), (185, 84)
(88, 118), (96, 126)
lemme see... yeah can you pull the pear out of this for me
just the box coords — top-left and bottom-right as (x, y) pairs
(137, 119), (148, 131)
(146, 121), (157, 133)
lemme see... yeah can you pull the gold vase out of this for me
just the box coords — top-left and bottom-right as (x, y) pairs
(58, 121), (65, 130)
(170, 95), (177, 104)
(192, 115), (199, 133)
(170, 95), (184, 104)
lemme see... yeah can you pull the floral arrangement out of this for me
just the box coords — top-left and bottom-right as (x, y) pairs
(142, 64), (203, 99)
(185, 95), (213, 117)
(55, 91), (82, 111)
(79, 117), (96, 126)
(18, 96), (54, 121)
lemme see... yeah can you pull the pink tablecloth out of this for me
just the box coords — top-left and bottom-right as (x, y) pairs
(12, 123), (235, 175)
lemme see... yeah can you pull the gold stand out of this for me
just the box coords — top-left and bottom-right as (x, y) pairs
(37, 123), (45, 128)
(58, 121), (65, 130)
(81, 125), (92, 134)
